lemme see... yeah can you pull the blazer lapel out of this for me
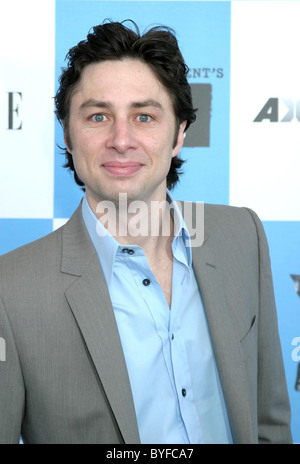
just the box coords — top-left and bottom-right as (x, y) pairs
(61, 204), (140, 444)
(191, 232), (255, 444)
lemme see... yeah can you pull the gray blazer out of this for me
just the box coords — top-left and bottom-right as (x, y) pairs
(0, 202), (292, 444)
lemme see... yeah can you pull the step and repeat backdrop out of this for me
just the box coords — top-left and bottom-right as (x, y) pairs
(0, 0), (299, 442)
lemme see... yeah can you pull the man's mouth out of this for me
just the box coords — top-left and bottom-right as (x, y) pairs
(102, 161), (144, 177)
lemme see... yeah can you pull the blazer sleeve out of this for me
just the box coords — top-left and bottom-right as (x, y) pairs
(0, 295), (25, 444)
(245, 208), (293, 444)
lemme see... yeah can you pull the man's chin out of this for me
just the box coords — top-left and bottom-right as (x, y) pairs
(87, 187), (144, 207)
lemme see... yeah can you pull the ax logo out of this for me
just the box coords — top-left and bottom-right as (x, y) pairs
(254, 98), (300, 123)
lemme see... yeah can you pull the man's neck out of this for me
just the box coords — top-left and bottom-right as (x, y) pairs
(87, 190), (175, 256)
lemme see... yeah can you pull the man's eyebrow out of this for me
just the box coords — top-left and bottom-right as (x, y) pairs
(130, 100), (164, 111)
(79, 99), (164, 111)
(79, 99), (111, 111)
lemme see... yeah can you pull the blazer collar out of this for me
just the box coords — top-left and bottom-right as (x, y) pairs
(61, 201), (96, 276)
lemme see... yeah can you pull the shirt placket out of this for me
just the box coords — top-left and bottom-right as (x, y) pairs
(122, 247), (194, 441)
(168, 251), (204, 444)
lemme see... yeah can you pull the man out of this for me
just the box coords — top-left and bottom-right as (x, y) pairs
(0, 21), (292, 444)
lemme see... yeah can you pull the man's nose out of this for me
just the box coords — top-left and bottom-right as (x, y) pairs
(106, 118), (137, 154)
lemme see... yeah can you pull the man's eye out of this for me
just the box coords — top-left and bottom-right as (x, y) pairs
(137, 114), (151, 123)
(92, 114), (106, 122)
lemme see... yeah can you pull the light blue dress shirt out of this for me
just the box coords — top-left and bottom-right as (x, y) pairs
(82, 192), (233, 444)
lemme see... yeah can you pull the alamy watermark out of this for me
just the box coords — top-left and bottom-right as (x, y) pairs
(94, 194), (204, 248)
(292, 337), (300, 362)
(0, 337), (6, 362)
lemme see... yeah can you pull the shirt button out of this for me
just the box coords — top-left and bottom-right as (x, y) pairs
(181, 388), (187, 397)
(142, 278), (151, 286)
(122, 248), (134, 255)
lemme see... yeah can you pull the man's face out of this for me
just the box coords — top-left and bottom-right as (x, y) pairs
(66, 59), (186, 209)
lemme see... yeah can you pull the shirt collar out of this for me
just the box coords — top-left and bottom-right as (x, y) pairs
(81, 190), (192, 286)
(166, 190), (192, 268)
(81, 195), (119, 286)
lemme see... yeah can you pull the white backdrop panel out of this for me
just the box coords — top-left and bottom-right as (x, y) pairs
(230, 0), (300, 221)
(0, 0), (55, 218)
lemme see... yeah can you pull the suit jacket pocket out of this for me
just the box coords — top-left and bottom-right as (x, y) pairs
(239, 315), (258, 362)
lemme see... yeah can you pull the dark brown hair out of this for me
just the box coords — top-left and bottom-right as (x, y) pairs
(55, 20), (196, 190)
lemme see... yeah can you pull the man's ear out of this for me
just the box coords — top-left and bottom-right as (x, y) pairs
(172, 121), (187, 158)
(64, 132), (72, 154)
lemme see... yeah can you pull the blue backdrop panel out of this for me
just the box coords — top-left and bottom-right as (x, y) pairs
(0, 219), (53, 255)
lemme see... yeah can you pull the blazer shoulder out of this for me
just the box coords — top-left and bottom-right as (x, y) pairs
(199, 203), (270, 262)
(0, 226), (64, 277)
(203, 203), (263, 236)
(204, 202), (259, 222)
